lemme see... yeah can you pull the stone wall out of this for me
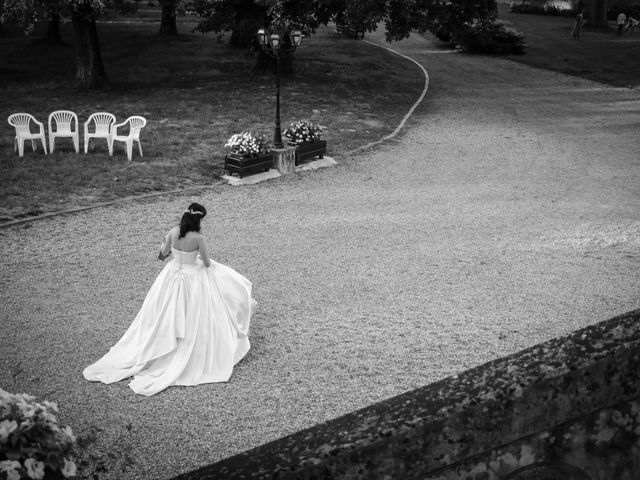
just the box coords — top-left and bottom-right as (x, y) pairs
(173, 309), (640, 480)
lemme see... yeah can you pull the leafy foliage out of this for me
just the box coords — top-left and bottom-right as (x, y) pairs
(425, 0), (497, 42)
(2, 0), (105, 31)
(0, 389), (78, 479)
(510, 1), (577, 17)
(454, 17), (526, 54)
(187, 0), (501, 44)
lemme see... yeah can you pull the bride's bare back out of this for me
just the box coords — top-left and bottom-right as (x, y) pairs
(160, 226), (211, 267)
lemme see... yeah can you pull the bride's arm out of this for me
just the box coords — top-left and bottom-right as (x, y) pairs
(157, 228), (173, 261)
(198, 234), (211, 267)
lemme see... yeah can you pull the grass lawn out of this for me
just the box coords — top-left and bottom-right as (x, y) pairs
(0, 8), (424, 221)
(2, 5), (638, 223)
(497, 2), (640, 87)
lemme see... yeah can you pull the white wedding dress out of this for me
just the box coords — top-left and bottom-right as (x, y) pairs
(83, 248), (254, 396)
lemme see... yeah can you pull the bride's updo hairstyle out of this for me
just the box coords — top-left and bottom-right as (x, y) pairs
(179, 202), (207, 238)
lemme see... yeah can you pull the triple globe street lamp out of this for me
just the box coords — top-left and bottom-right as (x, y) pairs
(256, 27), (304, 149)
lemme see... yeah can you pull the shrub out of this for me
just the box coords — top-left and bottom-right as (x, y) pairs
(113, 0), (138, 15)
(511, 2), (548, 14)
(511, 1), (577, 17)
(454, 18), (526, 55)
(545, 4), (577, 17)
(426, 0), (499, 49)
(0, 389), (78, 479)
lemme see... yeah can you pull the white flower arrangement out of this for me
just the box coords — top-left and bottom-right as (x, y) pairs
(283, 120), (323, 145)
(224, 131), (270, 157)
(0, 389), (78, 479)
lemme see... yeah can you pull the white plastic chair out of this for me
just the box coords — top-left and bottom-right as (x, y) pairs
(84, 112), (116, 154)
(48, 110), (79, 153)
(7, 113), (48, 157)
(110, 116), (146, 161)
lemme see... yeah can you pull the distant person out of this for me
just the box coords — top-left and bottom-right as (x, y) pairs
(626, 16), (639, 33)
(616, 10), (627, 36)
(572, 10), (585, 39)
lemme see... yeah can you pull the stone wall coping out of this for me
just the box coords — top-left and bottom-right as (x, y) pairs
(172, 309), (640, 479)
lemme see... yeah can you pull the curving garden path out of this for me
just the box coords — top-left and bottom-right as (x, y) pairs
(1, 29), (639, 479)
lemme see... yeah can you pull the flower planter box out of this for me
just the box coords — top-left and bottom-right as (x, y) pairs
(224, 152), (273, 178)
(292, 140), (327, 165)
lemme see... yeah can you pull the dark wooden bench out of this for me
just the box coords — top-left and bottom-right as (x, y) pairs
(336, 24), (365, 39)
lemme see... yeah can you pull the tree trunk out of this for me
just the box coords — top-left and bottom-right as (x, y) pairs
(45, 11), (63, 43)
(158, 0), (177, 37)
(72, 12), (109, 89)
(584, 0), (608, 28)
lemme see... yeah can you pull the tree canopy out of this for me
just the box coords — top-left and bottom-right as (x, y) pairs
(188, 0), (498, 46)
(1, 0), (501, 89)
(3, 0), (109, 88)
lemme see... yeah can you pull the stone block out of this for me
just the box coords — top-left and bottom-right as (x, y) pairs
(272, 147), (296, 175)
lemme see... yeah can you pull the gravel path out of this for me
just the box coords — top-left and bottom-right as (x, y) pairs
(1, 31), (639, 479)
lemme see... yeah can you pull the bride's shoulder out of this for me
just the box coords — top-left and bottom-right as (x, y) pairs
(182, 229), (203, 238)
(183, 229), (204, 237)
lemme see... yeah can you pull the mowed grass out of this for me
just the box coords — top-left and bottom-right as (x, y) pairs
(0, 8), (424, 221)
(497, 2), (640, 87)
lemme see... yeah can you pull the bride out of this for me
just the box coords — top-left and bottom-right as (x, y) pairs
(83, 203), (255, 396)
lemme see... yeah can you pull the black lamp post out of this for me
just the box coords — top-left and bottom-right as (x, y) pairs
(256, 27), (304, 149)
